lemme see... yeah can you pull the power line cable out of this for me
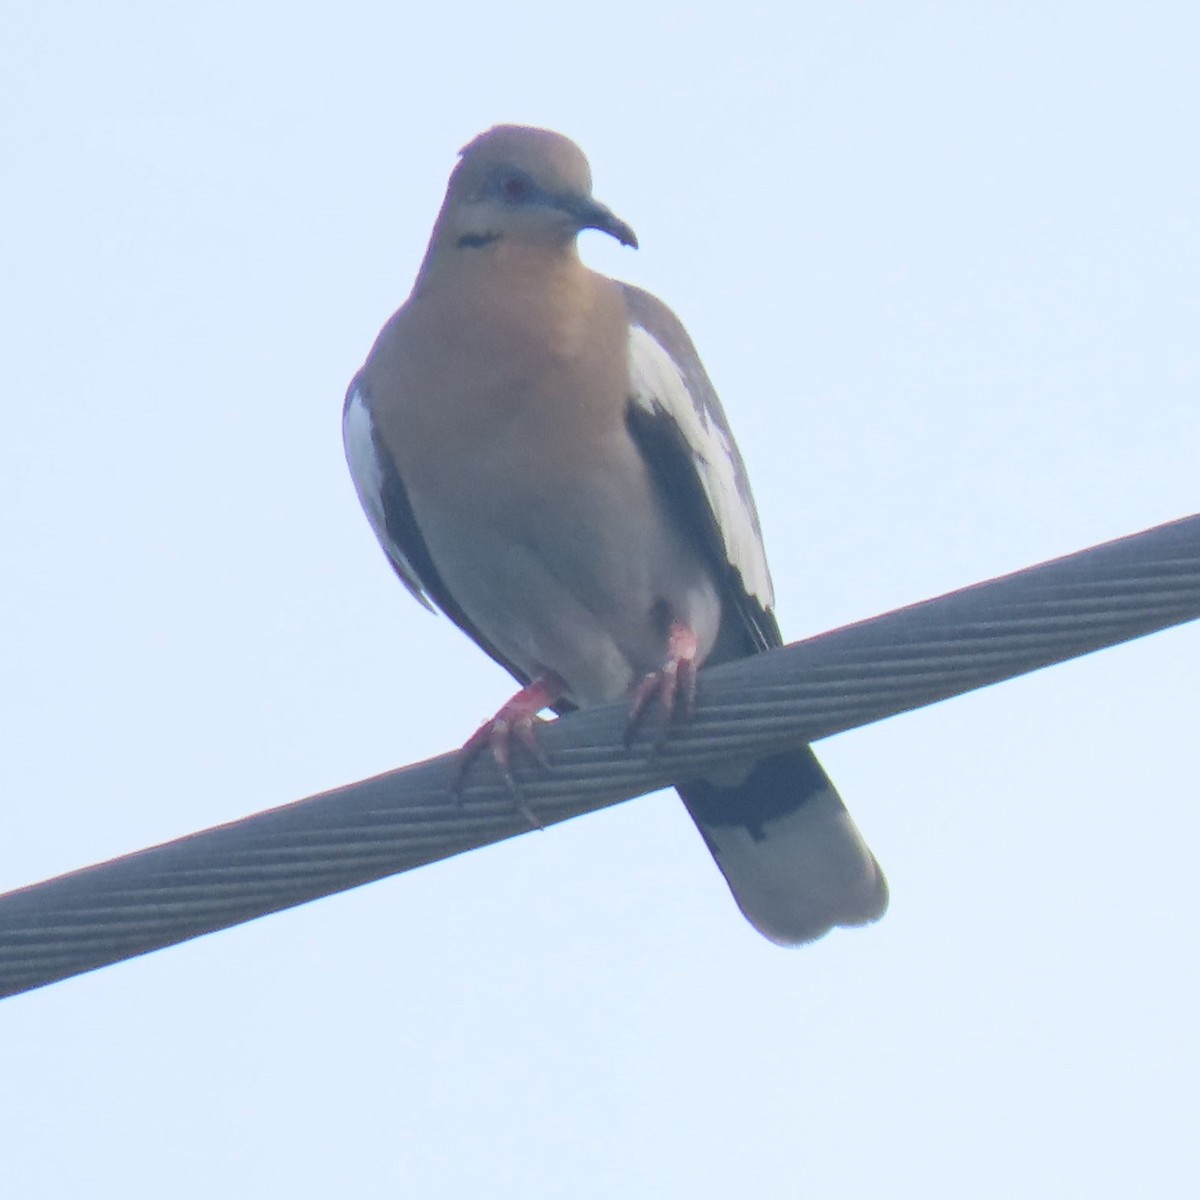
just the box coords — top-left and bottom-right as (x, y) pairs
(2, 513), (1197, 999)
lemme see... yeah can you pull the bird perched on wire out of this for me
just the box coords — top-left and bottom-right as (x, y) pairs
(343, 125), (887, 944)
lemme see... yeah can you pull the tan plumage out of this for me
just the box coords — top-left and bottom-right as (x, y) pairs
(344, 126), (887, 943)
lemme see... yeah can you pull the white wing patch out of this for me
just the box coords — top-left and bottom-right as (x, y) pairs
(342, 382), (435, 611)
(627, 325), (774, 609)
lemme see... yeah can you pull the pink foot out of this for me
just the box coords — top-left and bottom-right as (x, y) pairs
(453, 674), (564, 799)
(625, 621), (699, 746)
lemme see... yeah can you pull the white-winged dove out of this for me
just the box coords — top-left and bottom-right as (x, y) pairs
(344, 125), (887, 944)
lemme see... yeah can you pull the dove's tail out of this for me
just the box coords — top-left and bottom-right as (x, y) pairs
(678, 745), (888, 945)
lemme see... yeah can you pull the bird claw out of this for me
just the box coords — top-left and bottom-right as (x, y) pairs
(624, 621), (699, 748)
(451, 676), (562, 825)
(454, 711), (547, 795)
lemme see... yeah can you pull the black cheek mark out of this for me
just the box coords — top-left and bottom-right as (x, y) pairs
(457, 232), (501, 249)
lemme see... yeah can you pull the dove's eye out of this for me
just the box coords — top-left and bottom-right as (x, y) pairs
(495, 171), (535, 204)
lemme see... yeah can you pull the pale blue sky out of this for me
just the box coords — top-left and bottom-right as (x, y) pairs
(2, 3), (1198, 1197)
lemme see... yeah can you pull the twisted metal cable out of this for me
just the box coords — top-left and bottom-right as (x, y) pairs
(2, 513), (1198, 999)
